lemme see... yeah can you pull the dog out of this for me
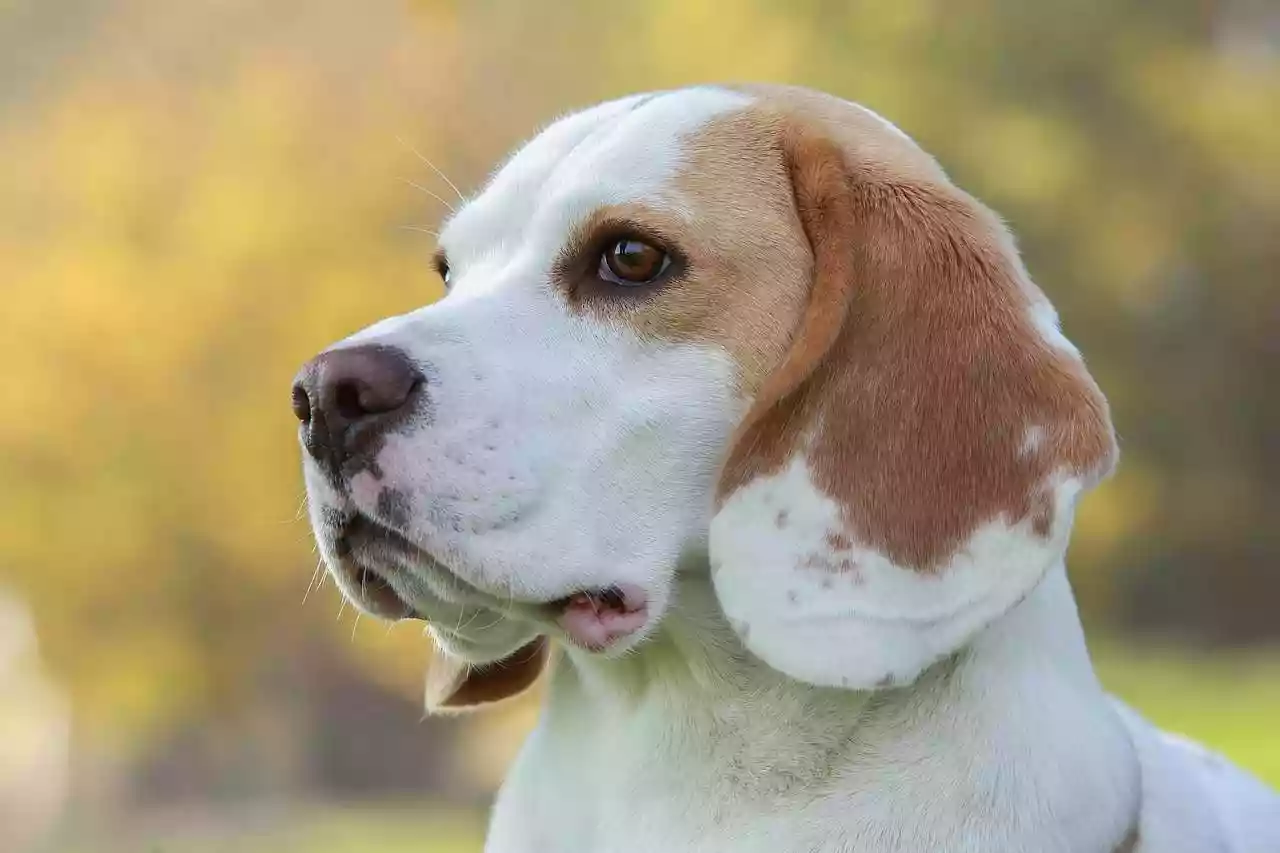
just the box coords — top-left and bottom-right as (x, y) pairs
(292, 85), (1280, 852)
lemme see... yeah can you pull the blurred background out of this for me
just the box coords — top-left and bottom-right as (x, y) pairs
(1, 0), (1277, 850)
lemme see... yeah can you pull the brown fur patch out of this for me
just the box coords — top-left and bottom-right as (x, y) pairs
(708, 88), (1118, 572)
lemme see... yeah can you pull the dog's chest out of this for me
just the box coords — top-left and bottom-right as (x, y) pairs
(484, 688), (864, 853)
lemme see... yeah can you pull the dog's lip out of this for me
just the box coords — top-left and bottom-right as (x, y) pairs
(337, 512), (418, 555)
(328, 515), (654, 643)
(332, 515), (431, 620)
(546, 583), (650, 651)
(331, 514), (518, 618)
(351, 565), (423, 620)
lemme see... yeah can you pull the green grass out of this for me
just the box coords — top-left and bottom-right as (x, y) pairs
(237, 807), (484, 853)
(1094, 641), (1280, 786)
(51, 806), (486, 853)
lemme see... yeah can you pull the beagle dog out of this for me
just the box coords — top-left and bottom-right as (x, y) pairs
(293, 85), (1280, 852)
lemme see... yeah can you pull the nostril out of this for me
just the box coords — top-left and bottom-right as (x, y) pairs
(291, 383), (311, 424)
(294, 345), (420, 464)
(333, 380), (367, 421)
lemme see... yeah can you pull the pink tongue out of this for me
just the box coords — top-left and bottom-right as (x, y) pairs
(558, 588), (648, 651)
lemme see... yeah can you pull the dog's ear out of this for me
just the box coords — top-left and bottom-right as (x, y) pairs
(424, 638), (549, 714)
(709, 116), (1117, 690)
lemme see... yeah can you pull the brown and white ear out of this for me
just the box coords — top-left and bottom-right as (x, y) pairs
(424, 638), (549, 714)
(709, 119), (1117, 690)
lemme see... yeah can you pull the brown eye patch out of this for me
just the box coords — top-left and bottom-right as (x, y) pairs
(553, 214), (687, 305)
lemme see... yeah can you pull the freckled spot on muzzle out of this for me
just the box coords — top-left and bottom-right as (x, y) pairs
(319, 506), (347, 530)
(376, 488), (413, 529)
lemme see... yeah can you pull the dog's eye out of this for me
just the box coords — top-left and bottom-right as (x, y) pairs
(433, 253), (451, 288)
(598, 239), (669, 286)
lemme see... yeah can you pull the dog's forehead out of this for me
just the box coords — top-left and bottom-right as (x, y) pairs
(440, 87), (754, 256)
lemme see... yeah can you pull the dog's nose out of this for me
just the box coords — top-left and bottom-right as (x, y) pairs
(292, 345), (422, 467)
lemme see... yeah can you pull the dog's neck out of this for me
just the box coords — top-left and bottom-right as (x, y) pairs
(487, 559), (1143, 853)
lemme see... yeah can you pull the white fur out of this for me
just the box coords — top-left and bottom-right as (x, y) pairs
(847, 99), (914, 142)
(710, 454), (1087, 690)
(1023, 423), (1047, 455)
(1029, 292), (1084, 357)
(297, 86), (1280, 852)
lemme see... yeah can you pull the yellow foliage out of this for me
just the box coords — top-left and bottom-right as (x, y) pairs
(0, 6), (457, 742)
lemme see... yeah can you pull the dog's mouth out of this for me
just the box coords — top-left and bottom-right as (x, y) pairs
(332, 514), (431, 620)
(331, 514), (650, 649)
(353, 565), (420, 619)
(547, 584), (649, 651)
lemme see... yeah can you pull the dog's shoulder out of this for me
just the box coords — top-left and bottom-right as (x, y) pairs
(1110, 699), (1280, 852)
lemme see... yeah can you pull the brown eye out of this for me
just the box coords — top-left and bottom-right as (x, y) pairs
(599, 238), (670, 286)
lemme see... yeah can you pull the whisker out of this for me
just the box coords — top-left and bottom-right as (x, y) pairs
(399, 224), (440, 238)
(402, 178), (457, 214)
(302, 557), (326, 606)
(351, 612), (362, 642)
(455, 604), (485, 635)
(281, 493), (310, 524)
(396, 135), (465, 201)
(472, 615), (506, 633)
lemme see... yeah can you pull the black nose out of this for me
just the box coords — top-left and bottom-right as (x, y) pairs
(292, 345), (423, 473)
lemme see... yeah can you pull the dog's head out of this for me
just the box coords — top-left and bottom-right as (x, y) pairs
(293, 85), (1116, 711)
